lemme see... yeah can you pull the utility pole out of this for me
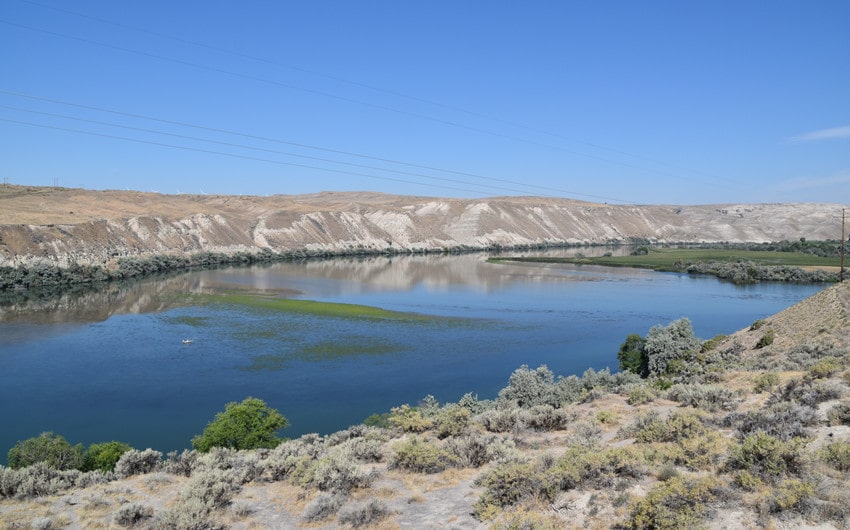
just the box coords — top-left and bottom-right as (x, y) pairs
(841, 208), (846, 282)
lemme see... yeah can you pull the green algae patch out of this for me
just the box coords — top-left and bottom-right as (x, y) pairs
(205, 293), (435, 321)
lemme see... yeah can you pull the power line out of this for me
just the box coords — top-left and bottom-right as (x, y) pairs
(0, 18), (715, 187)
(0, 117), (506, 197)
(14, 0), (732, 185)
(0, 104), (553, 197)
(0, 90), (634, 203)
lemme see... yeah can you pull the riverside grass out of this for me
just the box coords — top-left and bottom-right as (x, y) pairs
(490, 248), (841, 271)
(200, 292), (433, 321)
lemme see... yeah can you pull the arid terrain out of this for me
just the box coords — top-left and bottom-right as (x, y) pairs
(0, 185), (843, 269)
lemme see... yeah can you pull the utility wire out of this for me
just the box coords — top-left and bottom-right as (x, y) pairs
(0, 89), (634, 203)
(14, 0), (731, 184)
(0, 117), (501, 197)
(0, 104), (552, 197)
(0, 18), (704, 186)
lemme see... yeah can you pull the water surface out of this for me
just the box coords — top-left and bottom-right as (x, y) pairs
(0, 253), (825, 461)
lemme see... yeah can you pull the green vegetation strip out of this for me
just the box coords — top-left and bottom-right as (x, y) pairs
(203, 293), (434, 321)
(490, 248), (840, 271)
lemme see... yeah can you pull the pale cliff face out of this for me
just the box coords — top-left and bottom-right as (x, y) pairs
(0, 186), (842, 268)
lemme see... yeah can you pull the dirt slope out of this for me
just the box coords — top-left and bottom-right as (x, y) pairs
(0, 185), (843, 268)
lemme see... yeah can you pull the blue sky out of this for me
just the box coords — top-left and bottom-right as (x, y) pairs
(1, 1), (848, 205)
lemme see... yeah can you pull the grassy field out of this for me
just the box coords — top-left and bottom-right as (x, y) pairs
(490, 248), (842, 272)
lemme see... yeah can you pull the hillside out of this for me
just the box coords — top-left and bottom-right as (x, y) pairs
(0, 185), (842, 269)
(1, 281), (849, 529)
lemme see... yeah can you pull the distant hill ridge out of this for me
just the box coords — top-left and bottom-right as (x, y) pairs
(0, 185), (842, 269)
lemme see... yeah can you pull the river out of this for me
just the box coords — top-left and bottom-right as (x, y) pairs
(0, 252), (826, 462)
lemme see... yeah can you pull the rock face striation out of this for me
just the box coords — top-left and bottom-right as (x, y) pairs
(0, 186), (843, 269)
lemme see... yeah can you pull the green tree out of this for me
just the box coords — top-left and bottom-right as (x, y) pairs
(191, 397), (288, 452)
(82, 441), (133, 472)
(618, 333), (647, 376)
(7, 432), (85, 470)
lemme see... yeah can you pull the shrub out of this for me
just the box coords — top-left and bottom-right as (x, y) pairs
(627, 385), (656, 405)
(626, 475), (722, 529)
(519, 404), (572, 431)
(667, 383), (737, 412)
(809, 358), (841, 379)
(192, 397), (288, 452)
(114, 449), (162, 478)
(827, 401), (850, 426)
(819, 440), (850, 472)
(771, 378), (845, 408)
(82, 441), (132, 472)
(643, 318), (701, 377)
(547, 445), (645, 491)
(750, 319), (766, 331)
(162, 450), (199, 477)
(753, 372), (780, 393)
(337, 499), (389, 528)
(115, 502), (153, 526)
(444, 434), (491, 468)
(302, 492), (345, 522)
(0, 463), (109, 499)
(7, 432), (84, 470)
(298, 447), (374, 493)
(389, 437), (459, 473)
(479, 407), (520, 433)
(770, 479), (815, 513)
(755, 329), (775, 349)
(725, 433), (807, 482)
(473, 460), (547, 518)
(733, 401), (818, 441)
(433, 404), (470, 438)
(498, 365), (558, 408)
(387, 404), (433, 432)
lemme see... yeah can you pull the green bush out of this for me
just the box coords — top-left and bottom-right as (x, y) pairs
(473, 460), (548, 518)
(770, 479), (815, 513)
(626, 475), (722, 529)
(82, 441), (132, 472)
(389, 437), (459, 473)
(627, 385), (656, 405)
(819, 440), (850, 472)
(725, 433), (807, 482)
(750, 319), (766, 331)
(7, 432), (84, 470)
(433, 404), (470, 438)
(192, 397), (288, 452)
(755, 329), (775, 349)
(753, 372), (780, 393)
(809, 358), (841, 379)
(387, 404), (433, 433)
